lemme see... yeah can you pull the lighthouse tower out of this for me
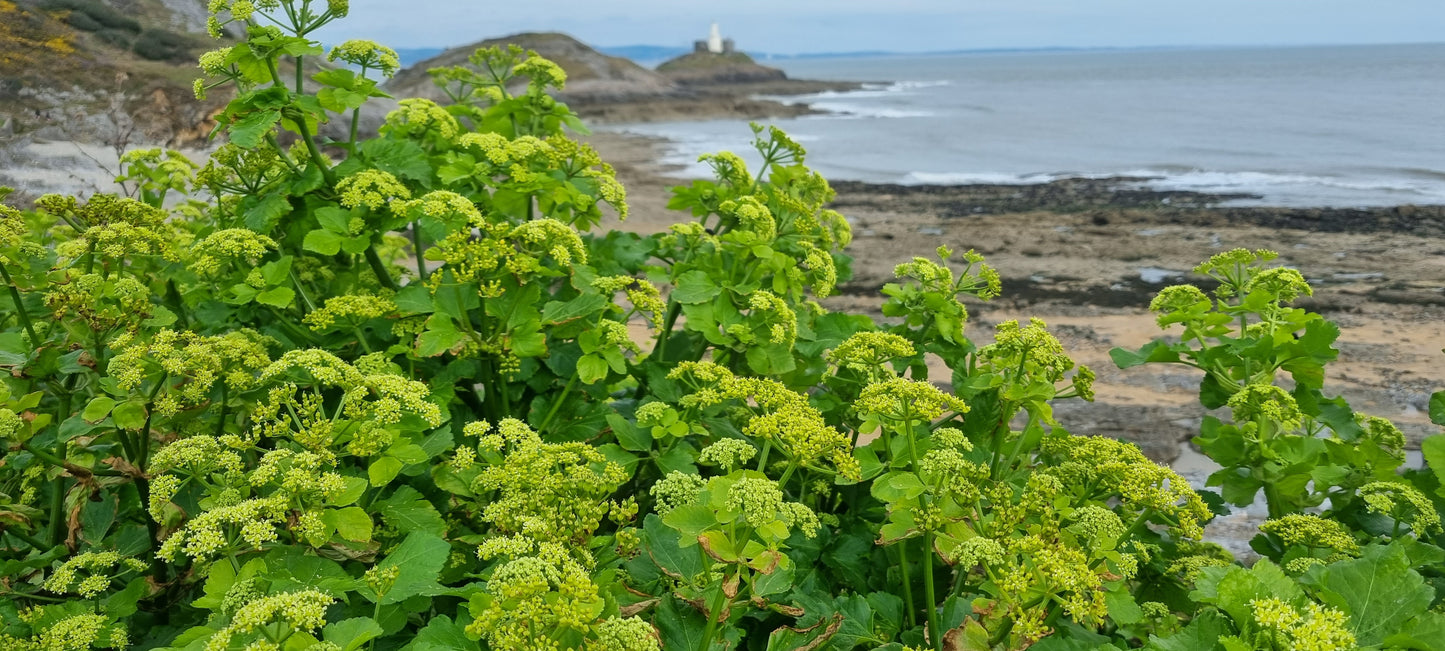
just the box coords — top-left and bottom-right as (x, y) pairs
(706, 22), (724, 54)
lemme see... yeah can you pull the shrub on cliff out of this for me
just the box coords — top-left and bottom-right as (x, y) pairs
(3, 2), (1445, 650)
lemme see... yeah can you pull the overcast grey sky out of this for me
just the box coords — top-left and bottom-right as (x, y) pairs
(312, 1), (1445, 52)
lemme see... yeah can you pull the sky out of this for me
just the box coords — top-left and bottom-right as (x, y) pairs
(311, 0), (1445, 53)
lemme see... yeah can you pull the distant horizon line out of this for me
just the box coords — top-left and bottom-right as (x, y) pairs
(385, 39), (1445, 62)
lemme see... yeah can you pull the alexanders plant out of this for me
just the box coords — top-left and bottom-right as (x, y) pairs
(3, 1), (1445, 650)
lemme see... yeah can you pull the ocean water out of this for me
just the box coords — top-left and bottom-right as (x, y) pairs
(612, 44), (1445, 207)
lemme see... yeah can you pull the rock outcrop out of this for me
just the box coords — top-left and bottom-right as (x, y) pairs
(385, 32), (676, 107)
(656, 51), (787, 85)
(384, 32), (860, 125)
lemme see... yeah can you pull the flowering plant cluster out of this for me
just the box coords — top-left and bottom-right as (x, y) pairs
(4, 4), (1445, 650)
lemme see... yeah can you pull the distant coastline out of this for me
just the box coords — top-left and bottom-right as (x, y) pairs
(389, 40), (1445, 70)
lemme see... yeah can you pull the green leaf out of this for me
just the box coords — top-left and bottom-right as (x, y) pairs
(1422, 436), (1445, 492)
(360, 138), (432, 182)
(101, 577), (146, 618)
(642, 514), (702, 581)
(111, 400), (147, 430)
(394, 285), (434, 315)
(260, 255), (294, 286)
(303, 229), (343, 255)
(243, 192), (292, 233)
(1431, 391), (1445, 426)
(341, 235), (373, 255)
(323, 618), (384, 651)
(415, 316), (463, 357)
(324, 507), (374, 542)
(369, 531), (450, 604)
(229, 109), (281, 148)
(1144, 609), (1231, 651)
(656, 595), (713, 651)
(540, 294), (608, 325)
(143, 305), (178, 328)
(265, 548), (356, 594)
(606, 413), (651, 452)
(333, 476), (369, 506)
(766, 613), (840, 651)
(368, 456), (404, 486)
(1309, 543), (1433, 646)
(672, 270), (721, 304)
(192, 556), (235, 610)
(1384, 610), (1445, 650)
(831, 593), (899, 649)
(408, 615), (480, 651)
(1103, 587), (1143, 625)
(316, 206), (353, 234)
(1109, 340), (1181, 369)
(662, 504), (715, 546)
(256, 286), (295, 308)
(377, 486), (447, 537)
(576, 353), (609, 385)
(871, 471), (926, 502)
(81, 396), (117, 424)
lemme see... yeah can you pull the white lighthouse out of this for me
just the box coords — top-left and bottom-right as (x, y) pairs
(707, 22), (724, 54)
(694, 23), (736, 54)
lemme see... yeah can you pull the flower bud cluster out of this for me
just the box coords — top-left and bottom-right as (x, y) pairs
(383, 99), (461, 142)
(328, 39), (400, 77)
(587, 617), (659, 651)
(43, 552), (147, 598)
(669, 362), (859, 480)
(1040, 435), (1210, 540)
(1227, 383), (1303, 430)
(303, 293), (396, 331)
(189, 229), (277, 278)
(1259, 514), (1359, 557)
(1360, 481), (1442, 535)
(856, 377), (970, 423)
(156, 497), (289, 563)
(468, 537), (604, 650)
(698, 439), (757, 471)
(1243, 598), (1354, 651)
(337, 170), (411, 211)
(725, 476), (820, 537)
(203, 590), (334, 651)
(109, 329), (273, 416)
(472, 419), (628, 544)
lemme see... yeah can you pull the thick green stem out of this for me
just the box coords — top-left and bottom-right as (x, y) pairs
(923, 530), (941, 651)
(165, 279), (190, 329)
(755, 439), (772, 472)
(410, 221), (427, 279)
(777, 462), (797, 492)
(363, 246), (399, 291)
(0, 264), (39, 344)
(898, 539), (917, 628)
(351, 325), (373, 353)
(23, 442), (121, 477)
(538, 374), (578, 434)
(697, 572), (731, 651)
(215, 384), (230, 438)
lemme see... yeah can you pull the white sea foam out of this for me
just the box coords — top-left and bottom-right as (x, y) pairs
(899, 167), (1445, 206)
(804, 102), (934, 119)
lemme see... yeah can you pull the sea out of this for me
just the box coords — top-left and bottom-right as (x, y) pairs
(611, 43), (1445, 208)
